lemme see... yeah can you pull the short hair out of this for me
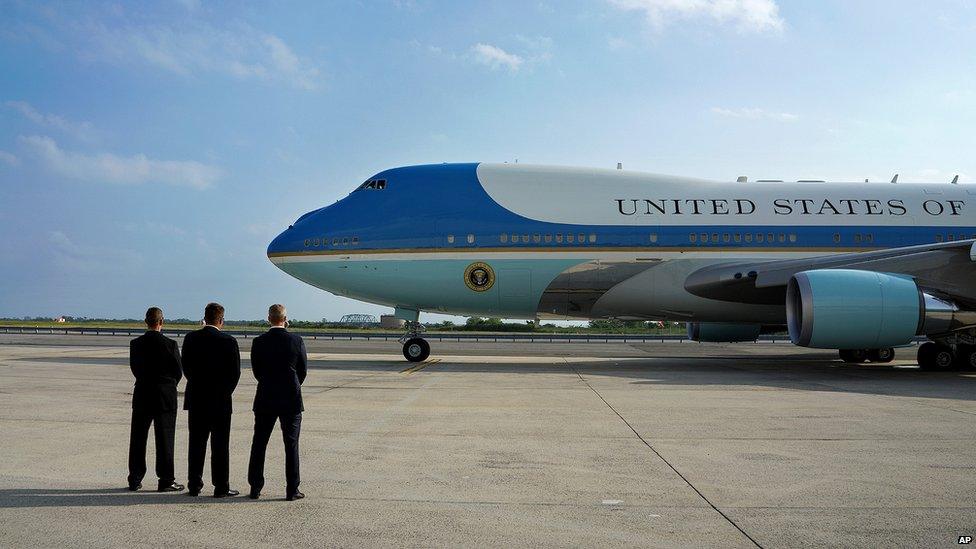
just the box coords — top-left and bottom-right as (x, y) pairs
(145, 307), (163, 327)
(204, 302), (225, 325)
(268, 304), (286, 323)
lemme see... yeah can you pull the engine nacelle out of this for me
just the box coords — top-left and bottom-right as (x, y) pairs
(687, 322), (762, 342)
(787, 269), (923, 349)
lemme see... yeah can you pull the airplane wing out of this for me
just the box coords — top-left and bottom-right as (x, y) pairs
(684, 239), (976, 307)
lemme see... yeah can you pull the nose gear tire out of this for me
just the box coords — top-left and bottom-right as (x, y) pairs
(403, 338), (430, 362)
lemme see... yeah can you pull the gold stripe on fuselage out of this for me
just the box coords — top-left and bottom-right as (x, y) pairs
(267, 246), (873, 259)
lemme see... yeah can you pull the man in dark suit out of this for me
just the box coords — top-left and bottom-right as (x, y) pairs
(182, 302), (241, 498)
(247, 304), (307, 501)
(128, 307), (184, 492)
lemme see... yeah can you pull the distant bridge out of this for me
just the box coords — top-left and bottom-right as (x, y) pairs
(338, 314), (377, 325)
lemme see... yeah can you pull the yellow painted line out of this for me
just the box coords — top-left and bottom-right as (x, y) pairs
(400, 358), (441, 374)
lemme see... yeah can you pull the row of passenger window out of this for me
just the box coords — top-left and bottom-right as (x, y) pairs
(471, 231), (877, 246)
(304, 236), (358, 247)
(687, 232), (885, 245)
(493, 231), (879, 246)
(936, 233), (976, 242)
(498, 233), (597, 244)
(690, 232), (798, 244)
(302, 231), (973, 249)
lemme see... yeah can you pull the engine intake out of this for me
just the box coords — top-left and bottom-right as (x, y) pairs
(786, 269), (970, 349)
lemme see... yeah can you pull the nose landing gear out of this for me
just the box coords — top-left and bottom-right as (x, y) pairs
(399, 321), (430, 362)
(402, 338), (430, 362)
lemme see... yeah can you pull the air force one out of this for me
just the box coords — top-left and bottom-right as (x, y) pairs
(267, 163), (976, 368)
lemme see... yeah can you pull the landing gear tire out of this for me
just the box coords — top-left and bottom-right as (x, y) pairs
(868, 347), (895, 363)
(402, 338), (430, 363)
(839, 349), (868, 363)
(917, 342), (956, 371)
(957, 345), (976, 371)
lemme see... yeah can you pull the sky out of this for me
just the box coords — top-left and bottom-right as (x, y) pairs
(1, 0), (975, 321)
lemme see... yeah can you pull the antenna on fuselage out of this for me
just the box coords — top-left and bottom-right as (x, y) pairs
(616, 162), (622, 170)
(890, 174), (899, 183)
(951, 174), (959, 184)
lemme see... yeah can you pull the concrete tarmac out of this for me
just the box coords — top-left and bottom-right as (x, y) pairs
(0, 334), (973, 548)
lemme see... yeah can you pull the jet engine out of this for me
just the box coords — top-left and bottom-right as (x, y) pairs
(687, 322), (762, 342)
(786, 269), (967, 349)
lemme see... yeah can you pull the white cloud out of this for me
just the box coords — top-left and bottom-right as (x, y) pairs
(49, 230), (74, 249)
(710, 106), (798, 122)
(19, 135), (222, 189)
(515, 34), (553, 53)
(0, 150), (18, 167)
(424, 38), (549, 72)
(48, 230), (142, 273)
(175, 0), (201, 11)
(0, 20), (65, 52)
(609, 0), (784, 33)
(81, 20), (321, 90)
(415, 42), (457, 60)
(514, 34), (553, 63)
(607, 36), (628, 50)
(471, 43), (524, 72)
(942, 89), (976, 104)
(245, 221), (284, 237)
(123, 221), (188, 237)
(5, 100), (96, 141)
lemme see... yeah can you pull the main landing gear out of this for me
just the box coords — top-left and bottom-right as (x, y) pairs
(917, 342), (976, 371)
(912, 327), (976, 370)
(399, 321), (430, 362)
(841, 343), (976, 369)
(839, 348), (895, 364)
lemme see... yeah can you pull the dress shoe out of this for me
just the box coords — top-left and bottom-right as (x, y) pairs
(158, 482), (185, 492)
(187, 489), (200, 497)
(213, 489), (240, 498)
(286, 490), (305, 501)
(248, 489), (261, 500)
(127, 483), (142, 491)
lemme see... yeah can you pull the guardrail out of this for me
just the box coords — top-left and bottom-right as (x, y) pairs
(0, 325), (803, 343)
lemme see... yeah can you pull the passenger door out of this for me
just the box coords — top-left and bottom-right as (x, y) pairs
(497, 268), (531, 315)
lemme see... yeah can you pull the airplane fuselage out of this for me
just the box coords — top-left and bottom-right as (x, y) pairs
(267, 163), (975, 325)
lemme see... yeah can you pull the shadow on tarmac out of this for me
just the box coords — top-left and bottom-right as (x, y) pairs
(294, 353), (976, 401)
(0, 487), (273, 508)
(12, 350), (976, 402)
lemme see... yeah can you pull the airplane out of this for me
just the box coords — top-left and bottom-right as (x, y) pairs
(267, 163), (976, 368)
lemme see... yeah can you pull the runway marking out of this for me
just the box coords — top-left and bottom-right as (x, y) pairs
(400, 358), (441, 375)
(568, 360), (765, 549)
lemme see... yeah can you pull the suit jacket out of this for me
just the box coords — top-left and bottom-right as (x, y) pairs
(181, 326), (241, 415)
(250, 327), (307, 415)
(129, 331), (182, 413)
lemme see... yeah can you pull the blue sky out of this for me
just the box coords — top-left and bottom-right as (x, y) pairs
(1, 0), (974, 321)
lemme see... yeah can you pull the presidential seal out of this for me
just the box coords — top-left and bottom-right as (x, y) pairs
(463, 262), (495, 292)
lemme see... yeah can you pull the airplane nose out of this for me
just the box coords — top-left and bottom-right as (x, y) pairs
(267, 226), (294, 259)
(270, 206), (327, 260)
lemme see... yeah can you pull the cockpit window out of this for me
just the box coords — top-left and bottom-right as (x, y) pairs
(356, 179), (387, 191)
